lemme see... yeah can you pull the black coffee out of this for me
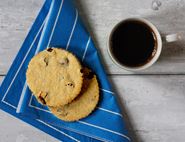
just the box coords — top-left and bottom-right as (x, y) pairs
(110, 20), (157, 67)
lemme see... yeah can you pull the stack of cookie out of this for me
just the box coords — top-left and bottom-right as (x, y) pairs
(26, 48), (99, 121)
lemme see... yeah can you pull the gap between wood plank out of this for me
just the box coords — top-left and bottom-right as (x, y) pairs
(107, 73), (185, 76)
(1, 74), (185, 77)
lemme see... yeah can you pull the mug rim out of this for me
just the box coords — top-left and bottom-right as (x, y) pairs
(108, 18), (162, 72)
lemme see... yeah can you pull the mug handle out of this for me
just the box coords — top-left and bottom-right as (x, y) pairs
(163, 33), (182, 43)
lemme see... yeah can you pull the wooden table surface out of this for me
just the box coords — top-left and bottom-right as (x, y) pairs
(1, 0), (185, 141)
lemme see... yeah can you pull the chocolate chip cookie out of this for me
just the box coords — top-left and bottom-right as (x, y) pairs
(26, 48), (83, 107)
(49, 68), (99, 121)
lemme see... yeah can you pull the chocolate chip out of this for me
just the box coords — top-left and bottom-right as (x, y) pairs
(44, 93), (48, 99)
(68, 83), (73, 86)
(59, 58), (69, 66)
(47, 48), (53, 52)
(68, 83), (74, 87)
(38, 91), (48, 104)
(65, 82), (75, 88)
(38, 96), (46, 105)
(87, 71), (94, 79)
(80, 68), (84, 73)
(44, 57), (49, 66)
(81, 68), (94, 79)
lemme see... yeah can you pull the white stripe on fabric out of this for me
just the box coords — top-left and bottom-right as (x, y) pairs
(29, 99), (112, 142)
(17, 0), (64, 112)
(1, 19), (46, 104)
(28, 4), (78, 111)
(2, 1), (129, 141)
(29, 104), (51, 113)
(35, 0), (54, 54)
(37, 119), (80, 142)
(28, 94), (124, 118)
(82, 37), (90, 61)
(100, 88), (115, 94)
(97, 107), (123, 117)
(0, 1), (126, 141)
(16, 2), (54, 113)
(28, 94), (128, 141)
(66, 9), (78, 50)
(28, 94), (51, 113)
(16, 83), (28, 113)
(46, 0), (64, 49)
(2, 100), (17, 109)
(28, 94), (34, 106)
(78, 121), (131, 141)
(53, 124), (110, 142)
(28, 6), (79, 113)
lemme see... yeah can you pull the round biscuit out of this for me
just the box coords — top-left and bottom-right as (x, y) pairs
(26, 48), (83, 107)
(49, 68), (99, 121)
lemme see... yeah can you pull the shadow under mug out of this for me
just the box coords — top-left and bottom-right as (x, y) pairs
(108, 18), (181, 72)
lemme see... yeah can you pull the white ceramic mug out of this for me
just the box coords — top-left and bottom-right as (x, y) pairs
(108, 18), (181, 72)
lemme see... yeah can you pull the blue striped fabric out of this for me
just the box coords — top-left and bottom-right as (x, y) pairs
(0, 0), (130, 141)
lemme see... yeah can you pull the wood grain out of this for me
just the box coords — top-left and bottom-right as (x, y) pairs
(0, 109), (59, 142)
(0, 0), (44, 75)
(110, 75), (185, 142)
(76, 0), (185, 74)
(1, 75), (185, 142)
(1, 0), (185, 142)
(1, 0), (185, 74)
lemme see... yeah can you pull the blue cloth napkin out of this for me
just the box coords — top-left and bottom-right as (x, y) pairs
(0, 0), (131, 141)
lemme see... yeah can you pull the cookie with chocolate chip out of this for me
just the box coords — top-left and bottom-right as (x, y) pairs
(26, 48), (83, 107)
(49, 68), (99, 121)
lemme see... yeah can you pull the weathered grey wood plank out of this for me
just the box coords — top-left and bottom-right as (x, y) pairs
(0, 0), (44, 74)
(1, 75), (185, 142)
(111, 75), (185, 142)
(1, 0), (185, 74)
(1, 0), (185, 142)
(0, 76), (58, 142)
(76, 0), (185, 74)
(0, 110), (59, 142)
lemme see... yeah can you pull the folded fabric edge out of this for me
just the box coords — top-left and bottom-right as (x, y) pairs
(16, 0), (56, 114)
